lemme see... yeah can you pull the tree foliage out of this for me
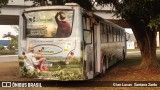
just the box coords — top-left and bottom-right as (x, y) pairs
(124, 0), (159, 28)
(0, 0), (8, 7)
(3, 32), (18, 50)
(96, 0), (160, 29)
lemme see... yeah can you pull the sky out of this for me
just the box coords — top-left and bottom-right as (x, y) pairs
(0, 25), (18, 40)
(125, 28), (133, 34)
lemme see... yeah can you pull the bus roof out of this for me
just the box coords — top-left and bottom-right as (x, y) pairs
(93, 13), (125, 30)
(23, 4), (79, 12)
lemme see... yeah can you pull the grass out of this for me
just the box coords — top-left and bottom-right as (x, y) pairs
(127, 48), (160, 52)
(118, 56), (142, 68)
(127, 49), (140, 52)
(118, 54), (160, 68)
(0, 50), (17, 55)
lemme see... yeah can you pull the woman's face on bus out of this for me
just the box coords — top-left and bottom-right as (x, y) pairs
(30, 48), (34, 52)
(29, 44), (34, 52)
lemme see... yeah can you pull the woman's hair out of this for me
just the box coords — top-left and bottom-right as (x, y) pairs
(59, 11), (66, 20)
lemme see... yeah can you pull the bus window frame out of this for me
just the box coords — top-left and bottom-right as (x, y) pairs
(22, 9), (75, 38)
(22, 13), (27, 40)
(106, 25), (109, 43)
(83, 29), (92, 44)
(82, 14), (92, 45)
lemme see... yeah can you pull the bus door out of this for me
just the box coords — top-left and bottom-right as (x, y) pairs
(93, 22), (101, 73)
(83, 16), (94, 79)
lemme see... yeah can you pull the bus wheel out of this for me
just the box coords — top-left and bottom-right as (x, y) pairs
(102, 56), (107, 75)
(122, 50), (126, 61)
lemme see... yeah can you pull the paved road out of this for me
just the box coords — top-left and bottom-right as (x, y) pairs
(0, 55), (18, 62)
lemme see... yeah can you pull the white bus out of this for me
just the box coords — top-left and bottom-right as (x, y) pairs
(18, 3), (126, 80)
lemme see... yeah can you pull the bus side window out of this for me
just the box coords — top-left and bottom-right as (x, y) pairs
(86, 18), (91, 30)
(106, 25), (109, 43)
(116, 29), (118, 42)
(82, 16), (92, 44)
(104, 24), (107, 43)
(84, 30), (92, 44)
(112, 27), (115, 42)
(83, 17), (87, 29)
(117, 29), (119, 42)
(109, 26), (112, 42)
(121, 30), (123, 42)
(83, 16), (91, 31)
(100, 22), (106, 43)
(119, 30), (121, 42)
(115, 29), (117, 42)
(122, 31), (125, 42)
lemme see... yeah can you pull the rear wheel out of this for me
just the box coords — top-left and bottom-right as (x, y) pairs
(122, 50), (126, 61)
(102, 56), (107, 75)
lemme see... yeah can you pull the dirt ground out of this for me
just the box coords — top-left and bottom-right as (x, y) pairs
(1, 61), (160, 90)
(1, 61), (160, 81)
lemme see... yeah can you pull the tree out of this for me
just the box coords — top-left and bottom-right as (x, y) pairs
(0, 0), (8, 7)
(0, 0), (8, 13)
(96, 0), (160, 68)
(3, 32), (18, 50)
(9, 35), (18, 50)
(0, 46), (5, 50)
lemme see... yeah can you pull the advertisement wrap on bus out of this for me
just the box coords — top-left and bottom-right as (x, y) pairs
(19, 9), (84, 80)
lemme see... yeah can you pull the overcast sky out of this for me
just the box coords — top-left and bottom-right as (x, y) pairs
(0, 25), (18, 40)
(125, 28), (133, 34)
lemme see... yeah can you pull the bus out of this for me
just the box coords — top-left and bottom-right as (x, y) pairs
(18, 3), (126, 80)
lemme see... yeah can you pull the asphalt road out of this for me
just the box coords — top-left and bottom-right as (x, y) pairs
(0, 55), (18, 62)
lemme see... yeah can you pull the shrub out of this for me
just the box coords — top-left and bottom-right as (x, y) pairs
(0, 46), (5, 50)
(0, 50), (16, 55)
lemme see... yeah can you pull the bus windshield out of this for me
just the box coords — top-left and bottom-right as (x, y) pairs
(24, 10), (74, 38)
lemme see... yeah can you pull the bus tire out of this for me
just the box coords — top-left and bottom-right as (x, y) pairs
(122, 50), (125, 61)
(106, 57), (109, 69)
(102, 56), (107, 75)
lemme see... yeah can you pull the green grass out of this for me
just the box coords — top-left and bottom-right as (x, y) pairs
(127, 49), (140, 52)
(118, 56), (142, 68)
(118, 54), (160, 68)
(156, 48), (160, 50)
(127, 48), (160, 52)
(157, 55), (160, 63)
(0, 50), (17, 55)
